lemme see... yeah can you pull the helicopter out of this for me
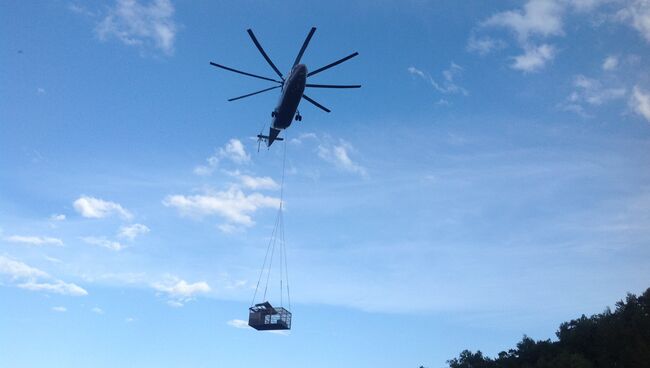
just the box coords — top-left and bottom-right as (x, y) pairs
(210, 27), (360, 147)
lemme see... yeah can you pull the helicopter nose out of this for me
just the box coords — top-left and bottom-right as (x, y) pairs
(296, 64), (307, 75)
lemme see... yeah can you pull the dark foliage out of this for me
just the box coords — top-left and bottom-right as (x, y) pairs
(446, 288), (650, 368)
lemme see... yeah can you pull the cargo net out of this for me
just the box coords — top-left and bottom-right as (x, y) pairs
(249, 140), (291, 331)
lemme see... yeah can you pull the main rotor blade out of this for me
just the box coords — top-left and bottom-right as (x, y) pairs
(306, 83), (361, 89)
(293, 27), (317, 67)
(307, 52), (359, 77)
(302, 94), (331, 113)
(228, 85), (281, 102)
(209, 62), (282, 84)
(247, 29), (284, 80)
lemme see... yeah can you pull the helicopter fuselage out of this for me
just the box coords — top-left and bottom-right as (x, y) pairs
(265, 64), (307, 146)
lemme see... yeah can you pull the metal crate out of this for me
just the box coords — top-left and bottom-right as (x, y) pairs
(248, 301), (292, 331)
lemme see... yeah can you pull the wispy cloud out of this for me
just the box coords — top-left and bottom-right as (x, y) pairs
(227, 171), (280, 191)
(18, 280), (87, 296)
(226, 319), (288, 335)
(0, 255), (87, 296)
(0, 255), (49, 279)
(95, 0), (178, 55)
(408, 63), (468, 95)
(81, 236), (127, 251)
(68, 3), (96, 17)
(562, 74), (626, 116)
(239, 174), (279, 190)
(483, 0), (565, 42)
(118, 223), (150, 240)
(511, 44), (556, 72)
(227, 319), (250, 329)
(163, 187), (280, 229)
(52, 306), (67, 313)
(466, 35), (507, 55)
(475, 0), (650, 72)
(602, 55), (619, 71)
(616, 0), (650, 43)
(5, 235), (63, 246)
(194, 139), (251, 176)
(289, 132), (317, 145)
(49, 214), (66, 221)
(152, 275), (211, 307)
(317, 139), (367, 177)
(74, 196), (133, 220)
(480, 0), (565, 72)
(630, 86), (650, 122)
(91, 307), (104, 314)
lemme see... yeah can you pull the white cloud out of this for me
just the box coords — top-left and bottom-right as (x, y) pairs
(226, 318), (288, 334)
(73, 196), (133, 220)
(52, 306), (67, 312)
(0, 255), (49, 279)
(194, 139), (251, 176)
(37, 87), (46, 95)
(44, 255), (63, 264)
(166, 300), (184, 308)
(617, 0), (650, 43)
(290, 132), (318, 145)
(152, 276), (211, 307)
(631, 86), (650, 122)
(484, 0), (565, 42)
(5, 235), (63, 246)
(91, 307), (104, 314)
(163, 187), (280, 227)
(217, 223), (241, 234)
(193, 165), (213, 176)
(561, 74), (627, 117)
(561, 103), (590, 117)
(227, 319), (250, 329)
(18, 280), (88, 296)
(69, 3), (96, 17)
(569, 0), (607, 12)
(0, 255), (88, 296)
(569, 75), (626, 105)
(81, 236), (127, 251)
(152, 277), (211, 298)
(95, 0), (178, 55)
(466, 35), (507, 55)
(511, 44), (556, 72)
(240, 175), (279, 190)
(50, 214), (66, 221)
(317, 140), (367, 177)
(476, 0), (647, 73)
(408, 63), (468, 95)
(407, 66), (427, 80)
(118, 223), (150, 240)
(479, 0), (568, 73)
(231, 172), (279, 191)
(602, 55), (619, 71)
(222, 139), (250, 164)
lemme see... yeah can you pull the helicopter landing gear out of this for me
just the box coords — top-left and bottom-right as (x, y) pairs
(295, 111), (302, 121)
(271, 110), (277, 118)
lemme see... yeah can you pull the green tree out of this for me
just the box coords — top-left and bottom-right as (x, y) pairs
(445, 288), (650, 368)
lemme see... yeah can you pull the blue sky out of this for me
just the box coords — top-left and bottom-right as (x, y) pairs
(2, 0), (650, 367)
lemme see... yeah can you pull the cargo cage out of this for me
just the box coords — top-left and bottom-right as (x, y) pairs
(248, 301), (291, 331)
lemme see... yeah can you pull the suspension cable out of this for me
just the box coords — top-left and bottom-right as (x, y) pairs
(251, 135), (291, 309)
(251, 209), (281, 306)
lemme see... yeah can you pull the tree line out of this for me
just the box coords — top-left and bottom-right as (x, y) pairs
(445, 287), (650, 368)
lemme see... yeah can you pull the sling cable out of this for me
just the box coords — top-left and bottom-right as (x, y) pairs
(248, 140), (292, 331)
